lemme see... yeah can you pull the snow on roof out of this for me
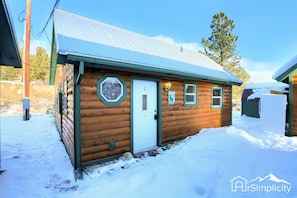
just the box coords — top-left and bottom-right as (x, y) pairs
(273, 54), (297, 81)
(245, 82), (289, 100)
(53, 9), (242, 85)
(245, 82), (289, 89)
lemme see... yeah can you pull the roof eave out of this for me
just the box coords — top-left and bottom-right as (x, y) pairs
(65, 53), (241, 86)
(273, 63), (297, 82)
(0, 0), (22, 68)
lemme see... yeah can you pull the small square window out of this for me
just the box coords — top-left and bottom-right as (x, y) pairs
(186, 85), (196, 94)
(184, 83), (197, 106)
(213, 89), (222, 96)
(212, 87), (223, 108)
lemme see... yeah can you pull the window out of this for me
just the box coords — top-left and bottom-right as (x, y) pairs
(212, 86), (223, 108)
(101, 77), (123, 102)
(142, 95), (147, 110)
(184, 83), (197, 106)
(97, 74), (127, 106)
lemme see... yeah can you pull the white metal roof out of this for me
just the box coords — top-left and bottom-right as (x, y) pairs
(53, 9), (242, 85)
(273, 54), (297, 81)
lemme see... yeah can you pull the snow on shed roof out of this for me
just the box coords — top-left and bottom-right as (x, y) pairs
(273, 54), (297, 82)
(245, 82), (289, 90)
(245, 82), (289, 100)
(53, 9), (242, 85)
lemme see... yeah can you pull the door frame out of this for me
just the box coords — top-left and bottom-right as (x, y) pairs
(130, 76), (162, 153)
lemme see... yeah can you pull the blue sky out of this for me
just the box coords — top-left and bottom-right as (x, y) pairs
(7, 0), (297, 83)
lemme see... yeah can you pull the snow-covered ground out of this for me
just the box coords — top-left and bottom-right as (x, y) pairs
(1, 112), (297, 198)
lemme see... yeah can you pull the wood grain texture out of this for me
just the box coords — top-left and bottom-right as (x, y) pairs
(54, 66), (233, 164)
(80, 69), (131, 162)
(61, 64), (75, 161)
(161, 81), (231, 144)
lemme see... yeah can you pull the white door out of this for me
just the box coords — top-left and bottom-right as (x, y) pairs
(260, 94), (287, 135)
(133, 80), (157, 153)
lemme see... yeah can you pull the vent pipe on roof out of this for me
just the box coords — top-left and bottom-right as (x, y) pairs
(180, 46), (183, 52)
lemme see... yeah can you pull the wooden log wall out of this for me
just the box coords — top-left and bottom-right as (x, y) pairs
(78, 67), (231, 163)
(54, 83), (62, 136)
(292, 73), (297, 135)
(162, 80), (231, 143)
(54, 64), (64, 133)
(61, 64), (75, 161)
(80, 68), (131, 163)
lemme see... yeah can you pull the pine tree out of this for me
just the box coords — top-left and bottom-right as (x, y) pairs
(30, 46), (50, 83)
(0, 46), (50, 83)
(201, 11), (250, 104)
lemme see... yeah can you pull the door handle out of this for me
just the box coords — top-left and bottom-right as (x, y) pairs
(154, 114), (158, 120)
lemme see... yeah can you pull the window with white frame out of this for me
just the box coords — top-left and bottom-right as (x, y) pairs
(184, 83), (197, 106)
(212, 86), (223, 108)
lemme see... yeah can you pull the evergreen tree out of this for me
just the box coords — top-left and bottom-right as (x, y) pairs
(30, 46), (50, 83)
(0, 46), (50, 83)
(201, 11), (250, 104)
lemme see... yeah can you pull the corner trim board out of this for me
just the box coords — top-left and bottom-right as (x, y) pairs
(76, 61), (84, 85)
(74, 65), (82, 169)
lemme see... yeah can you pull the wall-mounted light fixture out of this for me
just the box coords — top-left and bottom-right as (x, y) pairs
(164, 82), (172, 92)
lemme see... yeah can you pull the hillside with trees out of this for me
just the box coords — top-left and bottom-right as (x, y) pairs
(0, 46), (54, 115)
(0, 46), (50, 83)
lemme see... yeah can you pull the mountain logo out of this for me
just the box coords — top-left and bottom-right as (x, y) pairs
(230, 173), (292, 194)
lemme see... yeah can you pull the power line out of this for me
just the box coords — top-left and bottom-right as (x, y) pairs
(36, 0), (61, 38)
(44, 30), (52, 47)
(18, 9), (26, 22)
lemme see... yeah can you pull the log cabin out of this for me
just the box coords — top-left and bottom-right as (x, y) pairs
(273, 55), (297, 136)
(50, 9), (242, 171)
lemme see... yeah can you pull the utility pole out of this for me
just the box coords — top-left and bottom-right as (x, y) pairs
(22, 0), (31, 120)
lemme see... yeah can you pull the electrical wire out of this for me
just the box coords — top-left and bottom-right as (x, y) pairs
(36, 0), (61, 39)
(18, 9), (26, 23)
(44, 30), (52, 47)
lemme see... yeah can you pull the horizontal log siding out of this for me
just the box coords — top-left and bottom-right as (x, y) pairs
(53, 65), (64, 133)
(55, 109), (62, 133)
(78, 67), (232, 163)
(61, 64), (75, 162)
(292, 74), (297, 135)
(162, 81), (231, 143)
(80, 68), (130, 163)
